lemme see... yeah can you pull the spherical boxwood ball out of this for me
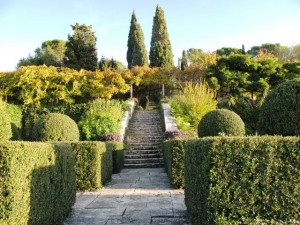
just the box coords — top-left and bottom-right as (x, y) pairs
(198, 109), (245, 137)
(0, 110), (12, 141)
(32, 113), (79, 141)
(258, 80), (300, 135)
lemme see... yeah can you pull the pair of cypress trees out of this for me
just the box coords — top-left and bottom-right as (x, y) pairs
(127, 5), (173, 69)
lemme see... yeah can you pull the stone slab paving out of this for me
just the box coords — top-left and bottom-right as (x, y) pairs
(64, 168), (190, 225)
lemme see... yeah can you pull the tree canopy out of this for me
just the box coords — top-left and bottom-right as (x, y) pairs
(64, 23), (98, 71)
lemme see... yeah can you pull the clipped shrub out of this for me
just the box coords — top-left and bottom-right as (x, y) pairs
(0, 102), (12, 141)
(72, 142), (112, 191)
(32, 113), (79, 142)
(184, 136), (300, 225)
(198, 109), (245, 137)
(0, 142), (75, 225)
(106, 142), (124, 173)
(162, 140), (186, 189)
(259, 80), (300, 135)
(78, 99), (124, 141)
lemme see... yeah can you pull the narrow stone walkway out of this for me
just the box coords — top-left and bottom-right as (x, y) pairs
(63, 168), (190, 225)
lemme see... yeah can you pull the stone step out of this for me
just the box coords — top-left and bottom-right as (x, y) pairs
(127, 145), (161, 150)
(124, 157), (163, 163)
(125, 153), (162, 159)
(123, 162), (164, 168)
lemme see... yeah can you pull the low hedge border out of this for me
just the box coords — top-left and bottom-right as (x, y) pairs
(162, 140), (185, 189)
(72, 141), (112, 191)
(184, 136), (300, 225)
(0, 141), (75, 225)
(106, 142), (124, 173)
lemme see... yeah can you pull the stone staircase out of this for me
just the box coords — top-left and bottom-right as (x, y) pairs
(124, 109), (164, 168)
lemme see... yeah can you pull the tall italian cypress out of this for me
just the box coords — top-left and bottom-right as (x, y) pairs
(149, 5), (173, 68)
(64, 23), (98, 71)
(127, 11), (148, 69)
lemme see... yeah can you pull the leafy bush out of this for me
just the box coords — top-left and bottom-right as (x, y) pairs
(164, 130), (187, 140)
(103, 133), (122, 142)
(72, 142), (112, 191)
(169, 81), (217, 131)
(78, 99), (125, 140)
(106, 142), (124, 173)
(258, 80), (300, 135)
(198, 109), (245, 137)
(32, 113), (79, 141)
(184, 136), (300, 225)
(0, 102), (12, 141)
(0, 142), (75, 225)
(162, 140), (186, 189)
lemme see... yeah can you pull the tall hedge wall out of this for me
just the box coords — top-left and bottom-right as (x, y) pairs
(106, 142), (124, 173)
(72, 142), (112, 191)
(162, 140), (185, 189)
(184, 136), (300, 225)
(0, 142), (76, 225)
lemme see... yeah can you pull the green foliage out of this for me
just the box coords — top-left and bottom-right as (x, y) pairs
(184, 136), (300, 225)
(6, 104), (22, 140)
(0, 102), (12, 141)
(149, 5), (173, 68)
(78, 99), (125, 140)
(99, 56), (126, 71)
(17, 39), (66, 68)
(198, 109), (245, 137)
(169, 81), (217, 131)
(106, 142), (124, 173)
(259, 80), (300, 135)
(216, 47), (243, 56)
(181, 50), (188, 71)
(162, 140), (185, 189)
(32, 113), (79, 141)
(0, 142), (75, 225)
(64, 23), (98, 71)
(206, 54), (284, 98)
(127, 11), (148, 68)
(72, 142), (112, 191)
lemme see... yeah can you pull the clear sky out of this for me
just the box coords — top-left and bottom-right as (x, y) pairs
(1, 0), (300, 71)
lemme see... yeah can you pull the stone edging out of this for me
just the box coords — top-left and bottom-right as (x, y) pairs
(120, 100), (135, 142)
(161, 102), (179, 132)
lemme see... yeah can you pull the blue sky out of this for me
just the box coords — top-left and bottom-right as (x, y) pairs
(1, 0), (300, 71)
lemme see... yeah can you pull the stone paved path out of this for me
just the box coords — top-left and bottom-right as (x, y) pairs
(64, 168), (190, 225)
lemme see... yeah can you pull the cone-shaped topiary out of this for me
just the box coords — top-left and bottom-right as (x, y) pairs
(32, 113), (79, 141)
(258, 80), (300, 135)
(0, 106), (12, 141)
(198, 109), (245, 137)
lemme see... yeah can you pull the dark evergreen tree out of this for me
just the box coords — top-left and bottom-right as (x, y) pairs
(127, 11), (148, 68)
(181, 50), (188, 70)
(64, 23), (98, 71)
(241, 44), (246, 54)
(149, 5), (173, 68)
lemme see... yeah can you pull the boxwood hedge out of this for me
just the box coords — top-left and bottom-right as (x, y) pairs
(0, 142), (75, 225)
(72, 142), (112, 191)
(184, 136), (300, 225)
(106, 142), (124, 173)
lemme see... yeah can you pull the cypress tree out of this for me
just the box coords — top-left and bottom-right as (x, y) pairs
(64, 23), (98, 71)
(149, 5), (173, 68)
(127, 11), (148, 68)
(181, 50), (188, 70)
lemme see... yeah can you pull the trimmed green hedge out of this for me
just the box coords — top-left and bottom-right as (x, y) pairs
(106, 142), (124, 173)
(0, 142), (75, 225)
(184, 136), (300, 225)
(162, 140), (185, 189)
(72, 142), (112, 191)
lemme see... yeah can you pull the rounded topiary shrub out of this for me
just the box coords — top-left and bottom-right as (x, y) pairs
(32, 113), (79, 141)
(198, 109), (245, 137)
(0, 109), (12, 141)
(258, 80), (300, 135)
